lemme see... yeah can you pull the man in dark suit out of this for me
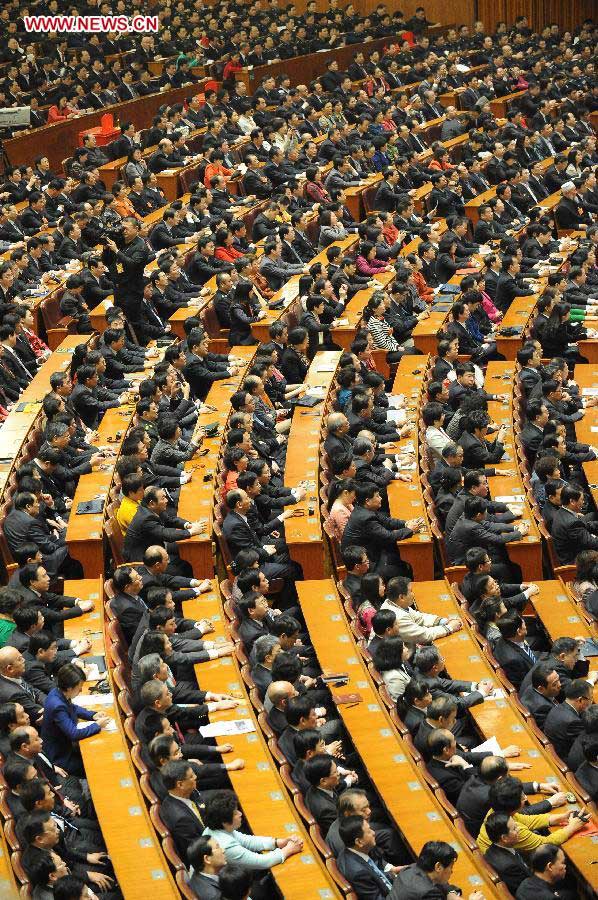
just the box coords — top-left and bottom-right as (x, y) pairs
(458, 412), (507, 472)
(304, 754), (342, 836)
(222, 491), (300, 588)
(493, 611), (538, 690)
(519, 400), (549, 463)
(109, 566), (147, 646)
(4, 492), (73, 578)
(555, 182), (592, 231)
(187, 836), (224, 899)
(124, 488), (202, 570)
(0, 647), (44, 725)
(341, 484), (419, 579)
(374, 170), (407, 213)
(550, 483), (598, 565)
(445, 498), (526, 581)
(183, 330), (236, 402)
(159, 760), (206, 864)
(337, 815), (395, 899)
(390, 841), (462, 898)
(494, 256), (534, 314)
(575, 738), (598, 801)
(483, 812), (532, 895)
(426, 729), (475, 805)
(543, 679), (591, 763)
(519, 663), (561, 729)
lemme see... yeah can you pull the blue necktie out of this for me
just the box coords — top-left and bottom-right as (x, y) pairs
(366, 856), (393, 891)
(522, 642), (537, 664)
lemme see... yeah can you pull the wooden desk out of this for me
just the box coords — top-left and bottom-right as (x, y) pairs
(489, 92), (525, 120)
(66, 406), (136, 577)
(284, 351), (339, 579)
(297, 579), (496, 895)
(182, 585), (341, 899)
(330, 267), (396, 351)
(63, 579), (180, 898)
(485, 362), (542, 580)
(387, 356), (435, 581)
(176, 346), (256, 577)
(4, 84), (206, 171)
(526, 581), (598, 678)
(0, 831), (18, 897)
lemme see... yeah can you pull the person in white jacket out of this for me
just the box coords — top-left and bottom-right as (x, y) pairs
(423, 401), (452, 462)
(203, 789), (303, 870)
(381, 576), (462, 648)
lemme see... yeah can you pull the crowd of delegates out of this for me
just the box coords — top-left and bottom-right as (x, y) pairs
(0, 4), (594, 900)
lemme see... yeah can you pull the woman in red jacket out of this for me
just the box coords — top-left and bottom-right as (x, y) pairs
(215, 228), (244, 262)
(305, 166), (331, 204)
(47, 95), (78, 123)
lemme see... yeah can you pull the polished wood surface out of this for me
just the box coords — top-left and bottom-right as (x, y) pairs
(63, 578), (180, 898)
(4, 85), (205, 171)
(387, 356), (435, 581)
(177, 346), (256, 576)
(182, 585), (342, 899)
(284, 351), (340, 578)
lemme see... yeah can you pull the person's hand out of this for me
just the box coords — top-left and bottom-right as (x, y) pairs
(538, 782), (559, 795)
(523, 583), (540, 596)
(478, 679), (494, 697)
(55, 766), (68, 778)
(406, 517), (425, 532)
(90, 453), (105, 469)
(188, 521), (206, 536)
(326, 740), (343, 757)
(196, 619), (215, 634)
(264, 544), (276, 555)
(548, 791), (568, 808)
(281, 837), (303, 858)
(516, 523), (529, 536)
(87, 872), (114, 891)
(105, 238), (118, 252)
(467, 893), (486, 900)
(225, 758), (245, 771)
(446, 754), (469, 768)
(218, 743), (234, 754)
(448, 619), (462, 633)
(94, 714), (111, 728)
(507, 761), (531, 771)
(501, 745), (520, 758)
(280, 509), (295, 521)
(215, 645), (236, 660)
(87, 852), (109, 865)
(76, 599), (94, 612)
(63, 797), (80, 816)
(73, 637), (92, 655)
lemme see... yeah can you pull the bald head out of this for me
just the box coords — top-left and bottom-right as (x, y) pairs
(266, 680), (296, 709)
(0, 647), (24, 676)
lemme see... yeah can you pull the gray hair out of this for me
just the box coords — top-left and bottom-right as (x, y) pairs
(254, 635), (279, 664)
(137, 653), (163, 687)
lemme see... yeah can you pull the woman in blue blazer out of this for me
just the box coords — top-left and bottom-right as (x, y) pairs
(41, 663), (110, 776)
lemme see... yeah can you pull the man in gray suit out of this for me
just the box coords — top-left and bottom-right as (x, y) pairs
(187, 836), (225, 899)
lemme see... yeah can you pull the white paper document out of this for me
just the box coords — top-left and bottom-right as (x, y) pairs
(199, 719), (256, 738)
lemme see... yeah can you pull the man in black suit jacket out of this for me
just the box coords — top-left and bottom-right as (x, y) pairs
(304, 754), (343, 836)
(109, 566), (147, 646)
(555, 183), (592, 231)
(341, 484), (418, 578)
(550, 484), (598, 565)
(187, 836), (224, 899)
(337, 815), (395, 900)
(4, 493), (72, 578)
(183, 330), (235, 402)
(458, 413), (506, 472)
(426, 729), (475, 805)
(575, 740), (598, 801)
(123, 488), (202, 571)
(159, 760), (206, 864)
(518, 662), (561, 729)
(493, 611), (538, 690)
(445, 499), (525, 581)
(483, 812), (532, 895)
(543, 679), (591, 763)
(0, 648), (44, 724)
(374, 170), (407, 213)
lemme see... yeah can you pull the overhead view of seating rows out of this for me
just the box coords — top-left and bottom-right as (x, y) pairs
(0, 2), (595, 898)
